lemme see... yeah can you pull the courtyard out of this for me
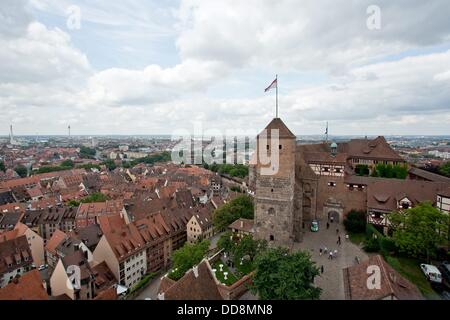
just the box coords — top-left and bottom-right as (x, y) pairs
(293, 220), (368, 300)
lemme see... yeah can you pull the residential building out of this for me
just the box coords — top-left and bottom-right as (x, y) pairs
(229, 218), (254, 238)
(0, 222), (45, 267)
(437, 187), (450, 214)
(187, 207), (214, 244)
(75, 200), (128, 228)
(0, 235), (33, 288)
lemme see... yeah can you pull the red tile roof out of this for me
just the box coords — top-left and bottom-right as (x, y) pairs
(343, 255), (422, 300)
(0, 270), (48, 300)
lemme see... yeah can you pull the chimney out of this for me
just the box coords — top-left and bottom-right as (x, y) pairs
(240, 220), (244, 228)
(192, 265), (199, 278)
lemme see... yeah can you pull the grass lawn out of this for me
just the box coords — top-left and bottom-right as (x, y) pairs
(212, 260), (239, 286)
(384, 255), (441, 300)
(348, 232), (366, 246)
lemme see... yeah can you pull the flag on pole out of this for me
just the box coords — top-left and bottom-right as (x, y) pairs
(264, 78), (277, 92)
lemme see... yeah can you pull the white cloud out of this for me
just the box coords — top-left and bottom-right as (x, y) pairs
(1, 0), (450, 136)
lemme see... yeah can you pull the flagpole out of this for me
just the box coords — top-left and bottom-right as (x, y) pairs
(276, 74), (278, 118)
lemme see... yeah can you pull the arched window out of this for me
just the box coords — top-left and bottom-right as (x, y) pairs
(270, 235), (274, 241)
(268, 208), (275, 216)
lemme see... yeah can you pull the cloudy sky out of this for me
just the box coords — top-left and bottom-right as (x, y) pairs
(1, 0), (450, 136)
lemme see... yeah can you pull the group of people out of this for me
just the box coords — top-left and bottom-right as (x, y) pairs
(319, 246), (338, 260)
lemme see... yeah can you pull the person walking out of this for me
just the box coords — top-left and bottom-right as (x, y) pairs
(337, 236), (341, 245)
(324, 247), (328, 254)
(326, 222), (330, 230)
(319, 247), (323, 256)
(329, 251), (333, 260)
(334, 249), (338, 258)
(336, 228), (339, 234)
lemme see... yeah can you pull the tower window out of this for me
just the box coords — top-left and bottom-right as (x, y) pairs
(279, 145), (282, 150)
(269, 235), (274, 241)
(271, 188), (274, 193)
(268, 208), (275, 216)
(266, 145), (270, 150)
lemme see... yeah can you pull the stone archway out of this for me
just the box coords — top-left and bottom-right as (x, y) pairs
(323, 198), (344, 223)
(328, 210), (340, 223)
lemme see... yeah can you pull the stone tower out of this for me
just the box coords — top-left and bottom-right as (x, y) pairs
(254, 118), (296, 248)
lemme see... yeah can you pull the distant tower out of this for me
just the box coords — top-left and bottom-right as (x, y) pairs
(9, 124), (15, 145)
(325, 121), (329, 143)
(254, 118), (297, 247)
(68, 125), (71, 138)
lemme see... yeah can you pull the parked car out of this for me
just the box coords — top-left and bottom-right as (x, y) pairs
(310, 220), (319, 232)
(420, 264), (442, 284)
(38, 264), (48, 271)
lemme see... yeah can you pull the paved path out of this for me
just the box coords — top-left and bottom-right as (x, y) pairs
(134, 275), (162, 300)
(292, 221), (368, 300)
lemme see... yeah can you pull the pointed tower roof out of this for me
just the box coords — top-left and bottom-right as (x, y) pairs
(258, 118), (296, 139)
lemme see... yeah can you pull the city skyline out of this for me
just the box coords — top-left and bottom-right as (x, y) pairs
(1, 1), (450, 135)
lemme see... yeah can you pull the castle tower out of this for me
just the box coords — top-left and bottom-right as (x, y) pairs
(254, 118), (296, 248)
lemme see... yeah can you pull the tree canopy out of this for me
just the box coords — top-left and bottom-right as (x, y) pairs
(67, 192), (109, 207)
(205, 163), (249, 178)
(213, 195), (254, 230)
(343, 210), (366, 233)
(168, 240), (210, 281)
(389, 202), (449, 261)
(0, 161), (5, 172)
(439, 161), (450, 177)
(252, 248), (321, 300)
(14, 165), (27, 178)
(217, 233), (267, 266)
(371, 163), (408, 179)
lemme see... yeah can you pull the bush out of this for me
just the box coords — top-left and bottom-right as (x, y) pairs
(343, 210), (366, 233)
(380, 237), (397, 255)
(355, 164), (369, 176)
(363, 237), (380, 252)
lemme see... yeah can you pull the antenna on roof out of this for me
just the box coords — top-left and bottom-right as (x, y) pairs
(68, 124), (71, 138)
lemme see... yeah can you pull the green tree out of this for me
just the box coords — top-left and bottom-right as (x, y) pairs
(252, 248), (321, 300)
(213, 195), (254, 230)
(102, 159), (117, 171)
(14, 165), (27, 178)
(355, 164), (369, 176)
(439, 161), (450, 177)
(217, 231), (234, 253)
(389, 202), (450, 261)
(60, 159), (75, 168)
(79, 146), (96, 158)
(343, 210), (366, 233)
(0, 161), (5, 172)
(169, 240), (210, 280)
(233, 235), (267, 264)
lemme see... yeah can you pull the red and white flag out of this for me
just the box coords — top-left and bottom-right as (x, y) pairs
(264, 78), (277, 92)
